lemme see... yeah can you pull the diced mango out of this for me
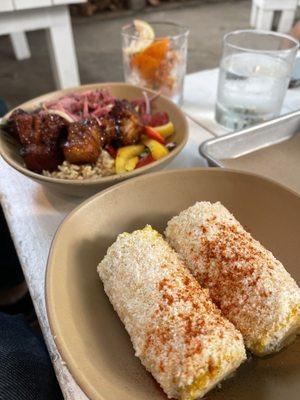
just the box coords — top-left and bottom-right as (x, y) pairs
(115, 145), (145, 174)
(154, 121), (175, 138)
(142, 138), (169, 160)
(125, 156), (139, 171)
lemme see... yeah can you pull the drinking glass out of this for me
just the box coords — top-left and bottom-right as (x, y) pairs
(216, 30), (299, 130)
(122, 22), (189, 105)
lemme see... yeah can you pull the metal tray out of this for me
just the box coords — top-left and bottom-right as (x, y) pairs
(200, 110), (300, 193)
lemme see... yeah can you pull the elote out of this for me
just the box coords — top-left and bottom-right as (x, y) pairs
(165, 202), (300, 356)
(97, 226), (246, 399)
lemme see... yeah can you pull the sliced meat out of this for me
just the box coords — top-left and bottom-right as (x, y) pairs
(100, 101), (143, 147)
(41, 114), (67, 145)
(5, 103), (143, 172)
(21, 144), (63, 173)
(5, 108), (67, 172)
(63, 119), (102, 164)
(4, 109), (28, 141)
(8, 111), (41, 145)
(7, 109), (66, 145)
(5, 109), (66, 146)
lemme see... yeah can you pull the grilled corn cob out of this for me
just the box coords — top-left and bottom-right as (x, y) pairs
(165, 202), (300, 356)
(97, 226), (246, 399)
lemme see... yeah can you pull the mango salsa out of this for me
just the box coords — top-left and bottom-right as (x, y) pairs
(115, 145), (145, 174)
(154, 121), (175, 138)
(125, 156), (139, 171)
(142, 138), (169, 160)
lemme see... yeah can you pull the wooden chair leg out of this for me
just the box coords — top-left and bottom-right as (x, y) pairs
(46, 5), (80, 89)
(10, 32), (31, 60)
(278, 9), (296, 32)
(256, 8), (274, 30)
(250, 2), (258, 27)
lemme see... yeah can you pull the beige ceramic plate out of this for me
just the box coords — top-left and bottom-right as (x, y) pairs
(46, 168), (300, 400)
(0, 83), (188, 197)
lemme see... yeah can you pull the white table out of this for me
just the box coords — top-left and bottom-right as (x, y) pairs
(0, 69), (299, 399)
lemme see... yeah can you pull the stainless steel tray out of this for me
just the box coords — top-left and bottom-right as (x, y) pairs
(200, 110), (300, 193)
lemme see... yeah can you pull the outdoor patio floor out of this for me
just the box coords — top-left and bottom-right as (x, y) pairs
(1, 0), (251, 108)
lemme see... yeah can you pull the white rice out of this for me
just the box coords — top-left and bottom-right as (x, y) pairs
(42, 149), (115, 180)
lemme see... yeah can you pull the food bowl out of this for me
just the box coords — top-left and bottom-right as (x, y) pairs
(0, 83), (188, 197)
(46, 168), (300, 400)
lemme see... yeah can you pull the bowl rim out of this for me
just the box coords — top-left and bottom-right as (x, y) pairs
(45, 167), (300, 400)
(0, 82), (188, 186)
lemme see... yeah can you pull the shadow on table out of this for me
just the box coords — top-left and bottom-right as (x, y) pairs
(40, 186), (82, 212)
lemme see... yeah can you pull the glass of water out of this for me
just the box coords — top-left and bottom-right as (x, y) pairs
(216, 30), (299, 130)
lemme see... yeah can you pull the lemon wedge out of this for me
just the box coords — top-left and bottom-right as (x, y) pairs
(124, 20), (155, 55)
(134, 20), (155, 40)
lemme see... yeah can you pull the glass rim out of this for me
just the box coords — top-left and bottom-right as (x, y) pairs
(121, 21), (189, 41)
(223, 29), (299, 54)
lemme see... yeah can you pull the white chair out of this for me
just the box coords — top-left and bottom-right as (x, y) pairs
(0, 0), (86, 89)
(250, 0), (298, 33)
